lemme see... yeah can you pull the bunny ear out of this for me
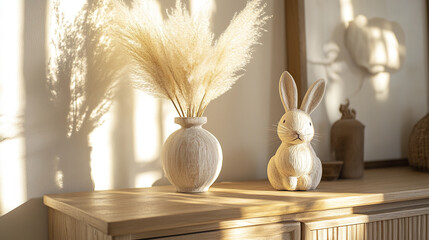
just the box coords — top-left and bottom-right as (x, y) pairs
(279, 71), (298, 112)
(300, 79), (326, 114)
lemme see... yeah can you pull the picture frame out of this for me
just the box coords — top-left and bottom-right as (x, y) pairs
(286, 0), (428, 166)
(284, 0), (307, 103)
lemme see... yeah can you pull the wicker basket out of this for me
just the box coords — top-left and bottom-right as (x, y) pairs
(409, 113), (429, 172)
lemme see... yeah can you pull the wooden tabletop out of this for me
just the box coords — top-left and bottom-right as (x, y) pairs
(44, 167), (429, 236)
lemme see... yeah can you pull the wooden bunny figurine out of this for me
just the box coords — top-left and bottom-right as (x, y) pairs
(268, 71), (326, 191)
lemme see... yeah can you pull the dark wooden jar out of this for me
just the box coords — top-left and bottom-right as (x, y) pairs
(331, 100), (365, 179)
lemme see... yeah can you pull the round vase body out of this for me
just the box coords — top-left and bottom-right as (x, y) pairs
(161, 117), (222, 192)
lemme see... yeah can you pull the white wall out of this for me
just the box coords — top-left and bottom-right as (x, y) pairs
(305, 0), (428, 161)
(205, 0), (285, 182)
(2, 1), (427, 239)
(0, 0), (285, 239)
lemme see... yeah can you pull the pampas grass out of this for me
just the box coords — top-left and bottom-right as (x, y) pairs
(115, 0), (269, 117)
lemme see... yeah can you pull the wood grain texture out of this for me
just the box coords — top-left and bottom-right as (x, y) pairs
(155, 222), (300, 240)
(49, 208), (112, 240)
(285, 0), (307, 101)
(364, 158), (408, 169)
(303, 205), (429, 230)
(161, 117), (222, 193)
(45, 167), (429, 238)
(303, 208), (429, 240)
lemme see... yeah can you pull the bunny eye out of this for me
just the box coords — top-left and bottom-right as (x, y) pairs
(283, 120), (286, 124)
(309, 122), (312, 126)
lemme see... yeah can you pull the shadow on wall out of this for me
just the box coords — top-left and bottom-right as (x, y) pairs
(110, 0), (177, 189)
(305, 0), (428, 163)
(25, 0), (125, 196)
(309, 13), (405, 123)
(0, 0), (50, 238)
(2, 0), (174, 233)
(111, 83), (171, 188)
(1, 0), (283, 239)
(0, 198), (48, 240)
(1, 0), (177, 215)
(45, 0), (125, 193)
(2, 0), (127, 239)
(268, 0), (287, 159)
(23, 0), (56, 199)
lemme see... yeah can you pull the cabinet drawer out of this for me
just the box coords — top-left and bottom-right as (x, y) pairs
(154, 221), (300, 240)
(302, 205), (429, 240)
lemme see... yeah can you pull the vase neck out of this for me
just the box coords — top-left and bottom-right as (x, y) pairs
(175, 117), (207, 128)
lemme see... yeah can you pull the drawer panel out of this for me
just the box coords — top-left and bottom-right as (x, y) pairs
(49, 208), (112, 240)
(303, 206), (429, 240)
(154, 221), (300, 240)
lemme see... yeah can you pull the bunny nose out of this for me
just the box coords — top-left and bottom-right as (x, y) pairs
(294, 132), (303, 141)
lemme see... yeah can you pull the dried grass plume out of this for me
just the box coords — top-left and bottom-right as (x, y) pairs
(114, 0), (269, 117)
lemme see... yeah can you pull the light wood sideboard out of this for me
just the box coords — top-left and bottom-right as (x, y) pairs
(44, 167), (429, 240)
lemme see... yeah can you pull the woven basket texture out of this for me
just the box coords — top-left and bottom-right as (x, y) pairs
(409, 113), (429, 172)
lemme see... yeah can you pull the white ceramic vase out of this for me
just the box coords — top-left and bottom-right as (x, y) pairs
(161, 117), (222, 192)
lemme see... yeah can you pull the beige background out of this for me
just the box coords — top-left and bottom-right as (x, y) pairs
(0, 0), (428, 239)
(305, 0), (429, 162)
(0, 0), (285, 239)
